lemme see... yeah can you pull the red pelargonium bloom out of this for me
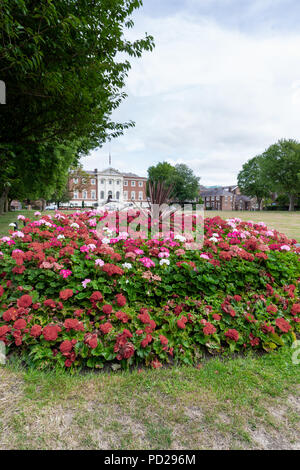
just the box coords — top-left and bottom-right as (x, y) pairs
(212, 314), (221, 321)
(102, 304), (113, 315)
(159, 335), (168, 346)
(203, 323), (216, 335)
(0, 286), (4, 297)
(100, 322), (113, 334)
(102, 264), (124, 277)
(291, 304), (300, 316)
(85, 334), (98, 349)
(43, 325), (61, 341)
(44, 299), (56, 309)
(59, 289), (73, 301)
(177, 316), (188, 329)
(17, 294), (32, 308)
(115, 311), (129, 323)
(90, 291), (103, 303)
(266, 305), (278, 314)
(0, 325), (10, 338)
(275, 318), (291, 333)
(151, 359), (162, 369)
(60, 340), (73, 354)
(64, 318), (84, 331)
(225, 329), (239, 342)
(30, 325), (42, 337)
(13, 319), (27, 330)
(115, 294), (126, 307)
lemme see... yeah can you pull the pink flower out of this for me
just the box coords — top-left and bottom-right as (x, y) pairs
(139, 257), (155, 268)
(95, 258), (105, 267)
(82, 278), (91, 288)
(60, 269), (72, 279)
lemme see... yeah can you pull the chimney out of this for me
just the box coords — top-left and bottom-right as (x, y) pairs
(94, 168), (97, 174)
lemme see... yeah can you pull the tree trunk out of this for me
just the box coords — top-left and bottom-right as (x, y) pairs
(257, 198), (262, 211)
(289, 194), (295, 211)
(41, 199), (46, 211)
(0, 187), (10, 215)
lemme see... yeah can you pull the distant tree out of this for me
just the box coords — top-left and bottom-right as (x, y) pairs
(261, 139), (300, 211)
(147, 162), (200, 203)
(237, 156), (271, 210)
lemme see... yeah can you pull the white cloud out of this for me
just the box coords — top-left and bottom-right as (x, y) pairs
(86, 12), (300, 186)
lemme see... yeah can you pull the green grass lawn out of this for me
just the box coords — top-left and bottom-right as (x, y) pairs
(0, 348), (300, 450)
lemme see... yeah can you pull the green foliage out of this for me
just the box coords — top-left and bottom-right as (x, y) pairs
(148, 162), (200, 203)
(238, 156), (271, 209)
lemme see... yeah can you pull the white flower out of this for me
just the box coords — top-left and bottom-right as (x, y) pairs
(281, 245), (291, 251)
(12, 231), (24, 238)
(102, 237), (110, 244)
(209, 237), (219, 243)
(95, 258), (105, 266)
(70, 223), (79, 229)
(174, 234), (186, 242)
(122, 262), (132, 270)
(159, 258), (170, 266)
(34, 211), (41, 216)
(57, 235), (65, 240)
(17, 215), (25, 220)
(212, 233), (220, 238)
(1, 237), (10, 242)
(87, 243), (96, 251)
(9, 223), (16, 227)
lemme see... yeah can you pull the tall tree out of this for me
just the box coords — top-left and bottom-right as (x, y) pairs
(237, 156), (270, 210)
(261, 139), (300, 211)
(147, 162), (200, 203)
(0, 0), (154, 210)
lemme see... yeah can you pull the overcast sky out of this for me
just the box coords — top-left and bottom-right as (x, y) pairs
(85, 0), (300, 186)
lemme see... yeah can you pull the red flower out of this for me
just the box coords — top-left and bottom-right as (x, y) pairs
(44, 299), (56, 309)
(225, 329), (239, 342)
(100, 322), (113, 334)
(13, 319), (27, 330)
(141, 334), (152, 348)
(60, 340), (73, 354)
(0, 325), (10, 338)
(59, 289), (73, 301)
(115, 311), (129, 323)
(275, 318), (291, 333)
(90, 291), (103, 303)
(177, 316), (187, 329)
(43, 325), (61, 341)
(30, 325), (42, 337)
(0, 286), (4, 297)
(102, 264), (124, 276)
(64, 318), (84, 331)
(212, 314), (221, 321)
(17, 294), (32, 308)
(291, 304), (300, 316)
(233, 295), (242, 302)
(115, 294), (126, 307)
(151, 359), (162, 369)
(102, 304), (113, 315)
(203, 323), (216, 335)
(266, 305), (278, 314)
(85, 334), (98, 349)
(159, 335), (168, 346)
(261, 323), (275, 334)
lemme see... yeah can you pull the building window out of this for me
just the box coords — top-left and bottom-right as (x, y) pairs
(83, 190), (87, 199)
(91, 190), (96, 199)
(124, 191), (128, 199)
(108, 190), (112, 197)
(73, 178), (78, 184)
(109, 180), (112, 185)
(138, 191), (143, 200)
(116, 180), (120, 185)
(131, 191), (135, 200)
(100, 191), (104, 199)
(138, 181), (143, 187)
(73, 191), (78, 199)
(131, 181), (136, 187)
(116, 191), (120, 200)
(124, 181), (128, 186)
(91, 179), (96, 185)
(101, 179), (105, 184)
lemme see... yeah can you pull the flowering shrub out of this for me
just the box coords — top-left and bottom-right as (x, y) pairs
(0, 211), (299, 370)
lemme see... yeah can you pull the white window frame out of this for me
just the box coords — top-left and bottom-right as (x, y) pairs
(131, 181), (136, 187)
(124, 181), (128, 186)
(131, 191), (135, 200)
(91, 190), (96, 199)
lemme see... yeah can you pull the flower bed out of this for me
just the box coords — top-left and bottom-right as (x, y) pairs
(0, 210), (299, 370)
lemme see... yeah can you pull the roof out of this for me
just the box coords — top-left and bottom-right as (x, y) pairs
(200, 188), (232, 197)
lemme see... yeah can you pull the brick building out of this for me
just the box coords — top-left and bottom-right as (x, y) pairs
(200, 185), (255, 211)
(68, 167), (148, 207)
